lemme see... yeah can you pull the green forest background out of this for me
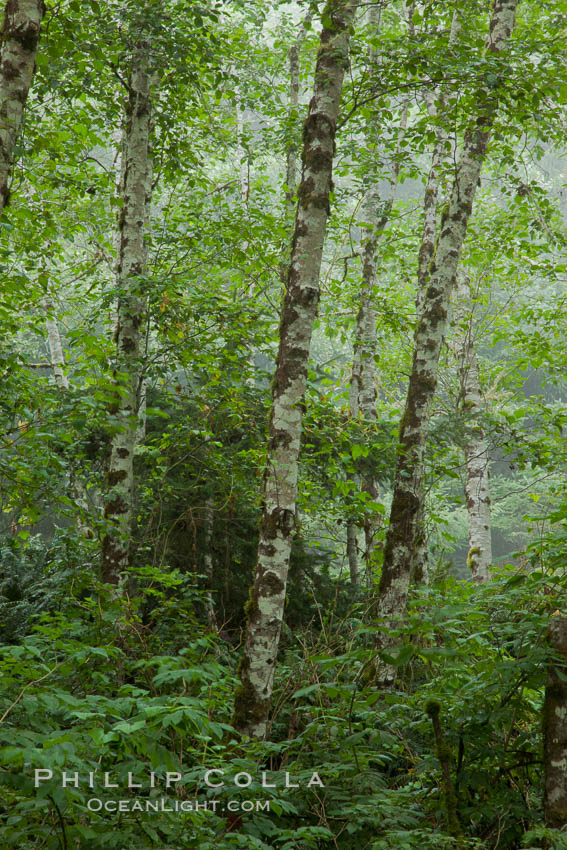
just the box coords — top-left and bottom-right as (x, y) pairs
(1, 0), (567, 847)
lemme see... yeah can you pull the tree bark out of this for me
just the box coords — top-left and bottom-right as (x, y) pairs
(284, 9), (313, 208)
(43, 294), (70, 392)
(235, 89), (249, 209)
(373, 0), (518, 678)
(348, 112), (409, 587)
(544, 617), (567, 829)
(454, 273), (492, 583)
(43, 290), (92, 536)
(0, 0), (44, 213)
(201, 427), (217, 629)
(412, 8), (461, 584)
(102, 43), (152, 584)
(233, 0), (357, 739)
(346, 4), (409, 588)
(202, 495), (217, 629)
(346, 520), (359, 585)
(415, 7), (461, 318)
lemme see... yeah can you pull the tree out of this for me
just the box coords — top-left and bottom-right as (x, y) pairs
(410, 7), (461, 585)
(346, 3), (409, 588)
(0, 0), (44, 213)
(454, 272), (492, 582)
(43, 283), (92, 536)
(101, 40), (153, 584)
(284, 6), (313, 210)
(1, 1), (567, 847)
(544, 615), (567, 830)
(373, 0), (519, 679)
(233, 0), (358, 739)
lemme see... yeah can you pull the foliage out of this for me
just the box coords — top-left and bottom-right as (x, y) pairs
(1, 0), (567, 845)
(0, 566), (562, 848)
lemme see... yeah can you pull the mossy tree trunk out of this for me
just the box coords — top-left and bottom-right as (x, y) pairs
(414, 6), (461, 318)
(284, 8), (312, 209)
(233, 0), (357, 740)
(454, 273), (492, 583)
(346, 187), (392, 587)
(411, 8), (460, 585)
(544, 616), (567, 829)
(0, 0), (44, 213)
(373, 0), (518, 681)
(347, 4), (409, 588)
(279, 10), (314, 293)
(102, 42), (152, 584)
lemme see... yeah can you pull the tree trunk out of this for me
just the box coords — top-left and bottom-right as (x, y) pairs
(202, 504), (216, 629)
(346, 519), (359, 585)
(43, 290), (93, 536)
(454, 273), (492, 583)
(202, 495), (216, 629)
(200, 427), (217, 629)
(544, 617), (567, 829)
(284, 9), (312, 208)
(235, 90), (249, 209)
(233, 0), (357, 739)
(415, 7), (461, 317)
(410, 501), (428, 585)
(412, 8), (461, 583)
(279, 10), (315, 304)
(135, 379), (147, 443)
(43, 294), (70, 392)
(0, 0), (44, 213)
(346, 187), (385, 587)
(373, 0), (518, 679)
(346, 4), (409, 587)
(102, 43), (152, 584)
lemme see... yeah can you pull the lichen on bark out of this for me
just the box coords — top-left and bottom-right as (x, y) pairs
(0, 0), (44, 212)
(453, 273), (492, 583)
(544, 617), (567, 829)
(102, 41), (153, 584)
(233, 0), (358, 740)
(346, 4), (410, 589)
(372, 0), (519, 682)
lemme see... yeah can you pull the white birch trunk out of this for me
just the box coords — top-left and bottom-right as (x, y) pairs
(135, 380), (146, 443)
(347, 4), (409, 586)
(109, 129), (124, 336)
(373, 0), (518, 680)
(233, 0), (357, 739)
(235, 89), (249, 209)
(284, 9), (312, 209)
(202, 497), (216, 629)
(235, 86), (255, 380)
(102, 43), (152, 583)
(411, 9), (460, 583)
(43, 294), (69, 391)
(416, 7), (461, 311)
(0, 0), (43, 212)
(454, 274), (492, 583)
(279, 10), (314, 292)
(43, 291), (92, 535)
(201, 430), (217, 629)
(544, 617), (567, 830)
(346, 519), (359, 585)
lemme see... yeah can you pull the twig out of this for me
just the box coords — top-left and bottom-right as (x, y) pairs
(0, 664), (59, 724)
(48, 795), (68, 850)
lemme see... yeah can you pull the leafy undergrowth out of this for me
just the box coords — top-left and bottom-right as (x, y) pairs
(0, 564), (565, 849)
